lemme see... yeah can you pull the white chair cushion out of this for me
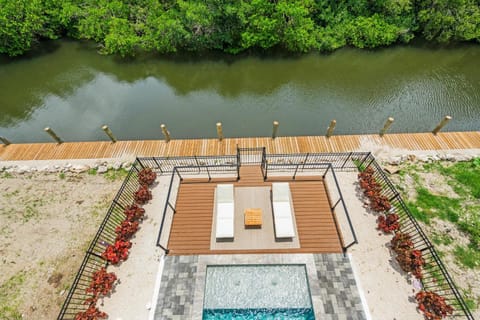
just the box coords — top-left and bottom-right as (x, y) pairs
(272, 182), (290, 202)
(272, 202), (292, 218)
(216, 184), (234, 203)
(216, 217), (234, 238)
(274, 216), (295, 238)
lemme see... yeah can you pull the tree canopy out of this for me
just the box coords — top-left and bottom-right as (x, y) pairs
(1, 0), (479, 57)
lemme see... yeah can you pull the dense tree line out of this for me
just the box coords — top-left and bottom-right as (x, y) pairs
(1, 0), (479, 57)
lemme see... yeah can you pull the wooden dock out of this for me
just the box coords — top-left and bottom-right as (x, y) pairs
(0, 131), (479, 161)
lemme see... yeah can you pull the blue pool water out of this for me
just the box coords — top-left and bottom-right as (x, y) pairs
(203, 265), (314, 319)
(203, 308), (315, 319)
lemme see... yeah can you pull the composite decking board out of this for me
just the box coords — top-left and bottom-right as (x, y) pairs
(1, 131), (479, 160)
(167, 166), (343, 255)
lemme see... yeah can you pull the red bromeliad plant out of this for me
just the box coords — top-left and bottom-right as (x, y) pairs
(416, 291), (454, 320)
(74, 305), (107, 320)
(377, 213), (400, 233)
(115, 220), (139, 241)
(124, 204), (145, 222)
(358, 167), (392, 213)
(138, 168), (157, 186)
(86, 267), (117, 298)
(390, 232), (414, 254)
(370, 195), (392, 212)
(396, 249), (425, 279)
(134, 185), (152, 205)
(102, 240), (131, 265)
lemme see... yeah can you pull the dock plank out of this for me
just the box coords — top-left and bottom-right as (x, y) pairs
(0, 131), (479, 161)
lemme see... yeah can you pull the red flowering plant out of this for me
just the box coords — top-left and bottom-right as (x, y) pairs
(390, 232), (414, 254)
(74, 305), (107, 320)
(86, 267), (117, 299)
(115, 220), (139, 241)
(101, 240), (131, 265)
(396, 249), (425, 279)
(134, 185), (152, 205)
(138, 168), (157, 186)
(416, 291), (454, 320)
(124, 204), (145, 222)
(358, 167), (392, 213)
(377, 213), (400, 233)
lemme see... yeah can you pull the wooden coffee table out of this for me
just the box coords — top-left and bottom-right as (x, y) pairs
(244, 208), (262, 227)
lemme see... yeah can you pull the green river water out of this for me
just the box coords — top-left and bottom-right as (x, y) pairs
(0, 40), (479, 143)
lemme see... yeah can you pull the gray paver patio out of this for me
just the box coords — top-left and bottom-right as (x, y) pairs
(154, 254), (366, 319)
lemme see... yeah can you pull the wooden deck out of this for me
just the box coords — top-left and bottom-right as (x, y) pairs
(0, 131), (479, 161)
(167, 166), (343, 255)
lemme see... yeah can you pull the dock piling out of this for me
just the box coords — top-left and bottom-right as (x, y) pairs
(44, 127), (63, 144)
(272, 121), (279, 139)
(326, 120), (336, 138)
(216, 122), (223, 141)
(161, 124), (171, 142)
(379, 117), (394, 137)
(102, 125), (117, 143)
(0, 136), (11, 146)
(432, 116), (452, 135)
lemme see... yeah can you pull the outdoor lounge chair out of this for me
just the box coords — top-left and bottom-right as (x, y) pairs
(271, 182), (295, 238)
(215, 184), (234, 239)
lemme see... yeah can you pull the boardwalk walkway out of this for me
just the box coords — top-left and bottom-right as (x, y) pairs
(1, 131), (479, 161)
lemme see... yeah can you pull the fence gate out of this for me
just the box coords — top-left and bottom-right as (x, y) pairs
(237, 147), (265, 165)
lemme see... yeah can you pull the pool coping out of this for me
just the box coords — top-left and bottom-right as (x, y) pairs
(154, 253), (366, 319)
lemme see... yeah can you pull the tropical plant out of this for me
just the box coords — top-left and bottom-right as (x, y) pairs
(115, 220), (139, 241)
(86, 267), (117, 298)
(416, 290), (454, 320)
(134, 185), (152, 205)
(396, 249), (425, 279)
(74, 305), (107, 320)
(377, 213), (400, 233)
(101, 240), (131, 265)
(138, 168), (157, 186)
(124, 204), (145, 222)
(391, 232), (414, 254)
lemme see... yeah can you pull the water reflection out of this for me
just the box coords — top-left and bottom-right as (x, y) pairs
(0, 41), (479, 142)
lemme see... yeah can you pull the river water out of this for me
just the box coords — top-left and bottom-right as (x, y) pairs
(0, 41), (479, 143)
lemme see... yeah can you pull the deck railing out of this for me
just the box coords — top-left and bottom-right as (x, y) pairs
(263, 161), (357, 252)
(155, 163), (239, 252)
(58, 150), (473, 319)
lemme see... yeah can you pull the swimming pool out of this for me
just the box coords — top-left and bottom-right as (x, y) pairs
(203, 265), (315, 319)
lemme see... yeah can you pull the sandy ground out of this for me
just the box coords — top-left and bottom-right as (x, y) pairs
(389, 165), (480, 319)
(334, 172), (424, 320)
(0, 170), (123, 319)
(101, 176), (170, 319)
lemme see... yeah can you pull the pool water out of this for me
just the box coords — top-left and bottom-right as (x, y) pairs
(203, 308), (315, 319)
(203, 265), (314, 319)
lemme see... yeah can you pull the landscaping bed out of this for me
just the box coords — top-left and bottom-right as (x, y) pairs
(388, 158), (480, 317)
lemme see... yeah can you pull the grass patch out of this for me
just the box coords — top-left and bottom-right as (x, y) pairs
(59, 172), (65, 179)
(438, 158), (480, 199)
(0, 271), (26, 320)
(103, 168), (128, 181)
(432, 233), (454, 246)
(1, 172), (13, 179)
(411, 187), (461, 223)
(453, 245), (480, 269)
(87, 168), (97, 175)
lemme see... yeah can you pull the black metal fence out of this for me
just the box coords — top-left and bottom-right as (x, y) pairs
(359, 153), (474, 319)
(58, 150), (473, 319)
(57, 161), (143, 319)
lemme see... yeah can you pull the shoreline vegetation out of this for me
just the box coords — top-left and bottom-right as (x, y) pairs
(1, 0), (479, 58)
